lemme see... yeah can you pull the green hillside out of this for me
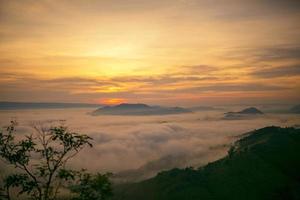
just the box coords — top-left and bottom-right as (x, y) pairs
(111, 126), (300, 200)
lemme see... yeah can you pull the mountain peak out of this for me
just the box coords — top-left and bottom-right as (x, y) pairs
(92, 103), (191, 116)
(239, 107), (264, 114)
(223, 107), (264, 120)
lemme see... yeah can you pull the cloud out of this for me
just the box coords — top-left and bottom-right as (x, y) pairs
(45, 77), (120, 88)
(0, 0), (299, 106)
(252, 47), (300, 62)
(2, 108), (300, 181)
(258, 0), (300, 11)
(223, 46), (300, 63)
(172, 83), (288, 93)
(0, 68), (295, 105)
(251, 65), (300, 78)
(211, 0), (300, 20)
(111, 75), (218, 86)
(0, 68), (221, 100)
(178, 65), (219, 74)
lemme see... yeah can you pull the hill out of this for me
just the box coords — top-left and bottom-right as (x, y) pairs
(237, 107), (264, 114)
(224, 107), (264, 120)
(111, 126), (300, 200)
(92, 103), (192, 116)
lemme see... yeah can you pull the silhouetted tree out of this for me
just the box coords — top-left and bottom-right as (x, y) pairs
(70, 171), (112, 200)
(0, 121), (108, 200)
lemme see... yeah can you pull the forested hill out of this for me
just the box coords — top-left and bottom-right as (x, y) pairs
(111, 126), (300, 200)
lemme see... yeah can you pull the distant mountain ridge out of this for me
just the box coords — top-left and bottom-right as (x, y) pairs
(92, 103), (192, 116)
(225, 107), (264, 115)
(223, 107), (264, 120)
(0, 101), (101, 110)
(111, 126), (300, 200)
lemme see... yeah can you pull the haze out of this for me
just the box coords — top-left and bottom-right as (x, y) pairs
(1, 108), (299, 180)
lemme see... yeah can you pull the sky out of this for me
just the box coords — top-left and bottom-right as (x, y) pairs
(0, 0), (299, 106)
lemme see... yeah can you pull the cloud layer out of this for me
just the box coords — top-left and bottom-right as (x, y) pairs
(1, 108), (299, 181)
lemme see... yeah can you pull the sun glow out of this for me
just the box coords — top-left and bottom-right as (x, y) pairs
(0, 1), (299, 104)
(100, 98), (127, 105)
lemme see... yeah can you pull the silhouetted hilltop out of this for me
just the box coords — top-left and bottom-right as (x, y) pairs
(289, 104), (300, 114)
(239, 107), (263, 114)
(111, 126), (300, 200)
(112, 103), (151, 109)
(92, 103), (192, 116)
(224, 107), (263, 120)
(226, 107), (264, 115)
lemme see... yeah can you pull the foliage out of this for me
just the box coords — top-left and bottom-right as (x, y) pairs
(0, 121), (98, 200)
(70, 171), (113, 200)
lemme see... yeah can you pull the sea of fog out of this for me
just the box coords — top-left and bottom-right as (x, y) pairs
(0, 108), (299, 181)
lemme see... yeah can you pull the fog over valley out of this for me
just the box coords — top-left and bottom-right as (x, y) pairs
(1, 0), (299, 198)
(1, 106), (299, 182)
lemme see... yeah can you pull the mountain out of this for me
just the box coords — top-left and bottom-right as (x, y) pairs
(92, 103), (192, 116)
(0, 101), (101, 110)
(111, 126), (300, 200)
(223, 107), (264, 120)
(226, 107), (264, 115)
(238, 107), (264, 114)
(289, 105), (300, 114)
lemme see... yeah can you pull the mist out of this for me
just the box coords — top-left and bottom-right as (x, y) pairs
(0, 107), (299, 181)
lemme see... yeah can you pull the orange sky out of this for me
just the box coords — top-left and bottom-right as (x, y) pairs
(0, 0), (299, 105)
